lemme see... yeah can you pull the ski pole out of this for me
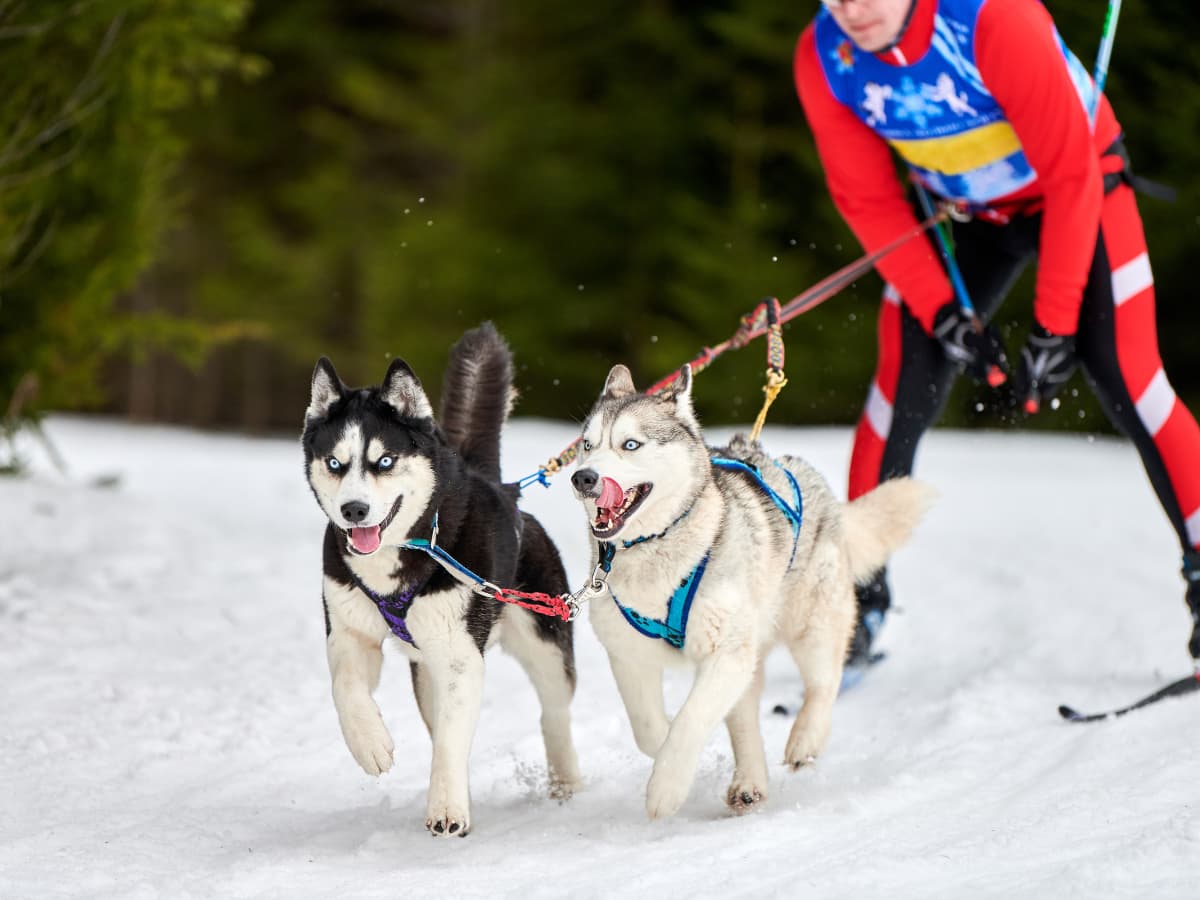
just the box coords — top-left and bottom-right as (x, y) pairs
(1028, 0), (1125, 414)
(913, 181), (974, 318)
(912, 181), (1006, 388)
(1090, 0), (1123, 124)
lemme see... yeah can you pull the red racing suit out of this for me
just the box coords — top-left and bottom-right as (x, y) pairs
(794, 0), (1200, 558)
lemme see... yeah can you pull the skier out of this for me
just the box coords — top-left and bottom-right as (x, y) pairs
(793, 0), (1200, 674)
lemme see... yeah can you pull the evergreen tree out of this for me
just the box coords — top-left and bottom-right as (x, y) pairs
(0, 0), (251, 429)
(8, 0), (1196, 433)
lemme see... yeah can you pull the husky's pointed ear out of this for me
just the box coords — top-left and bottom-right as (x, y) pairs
(382, 357), (433, 419)
(664, 364), (697, 422)
(307, 357), (346, 422)
(602, 364), (637, 400)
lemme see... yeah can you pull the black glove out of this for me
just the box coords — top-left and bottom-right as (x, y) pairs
(931, 304), (1010, 387)
(1013, 323), (1078, 414)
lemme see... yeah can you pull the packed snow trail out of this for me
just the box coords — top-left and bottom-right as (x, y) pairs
(1, 417), (1197, 899)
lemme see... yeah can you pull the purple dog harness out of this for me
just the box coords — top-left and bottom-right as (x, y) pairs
(346, 570), (424, 647)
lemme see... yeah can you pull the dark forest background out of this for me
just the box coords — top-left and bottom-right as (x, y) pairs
(2, 0), (1197, 439)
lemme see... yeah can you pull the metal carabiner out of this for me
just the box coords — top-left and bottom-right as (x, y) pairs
(943, 200), (973, 224)
(560, 562), (610, 622)
(563, 594), (583, 622)
(473, 579), (502, 600)
(588, 560), (609, 593)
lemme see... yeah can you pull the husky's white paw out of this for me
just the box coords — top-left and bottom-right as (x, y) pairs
(784, 709), (832, 770)
(725, 776), (768, 815)
(783, 729), (827, 770)
(425, 787), (471, 837)
(784, 746), (820, 771)
(645, 763), (691, 821)
(340, 707), (395, 776)
(548, 774), (582, 802)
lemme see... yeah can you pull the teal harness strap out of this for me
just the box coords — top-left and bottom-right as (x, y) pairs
(711, 457), (804, 565)
(398, 511), (502, 591)
(602, 542), (709, 649)
(601, 458), (804, 650)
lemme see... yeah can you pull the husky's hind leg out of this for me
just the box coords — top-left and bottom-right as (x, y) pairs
(782, 561), (855, 768)
(504, 513), (582, 798)
(418, 604), (486, 837)
(724, 656), (769, 814)
(500, 606), (582, 799)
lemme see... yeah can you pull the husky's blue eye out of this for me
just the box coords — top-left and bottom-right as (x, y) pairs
(326, 457), (342, 472)
(582, 439), (593, 452)
(623, 439), (641, 451)
(377, 455), (395, 470)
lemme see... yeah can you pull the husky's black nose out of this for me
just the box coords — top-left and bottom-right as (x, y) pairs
(572, 468), (599, 496)
(341, 501), (370, 523)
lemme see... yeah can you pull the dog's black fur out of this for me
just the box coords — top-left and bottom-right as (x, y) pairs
(302, 322), (573, 669)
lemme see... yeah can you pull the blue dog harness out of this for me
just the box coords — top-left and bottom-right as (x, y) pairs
(601, 457), (804, 650)
(711, 458), (804, 566)
(599, 540), (709, 649)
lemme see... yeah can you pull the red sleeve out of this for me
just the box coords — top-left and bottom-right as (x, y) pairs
(794, 25), (954, 333)
(976, 0), (1103, 336)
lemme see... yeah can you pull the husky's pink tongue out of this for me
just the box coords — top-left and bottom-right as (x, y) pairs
(350, 525), (382, 554)
(596, 477), (625, 511)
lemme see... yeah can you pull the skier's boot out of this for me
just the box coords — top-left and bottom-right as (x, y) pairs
(1184, 550), (1200, 662)
(841, 570), (891, 691)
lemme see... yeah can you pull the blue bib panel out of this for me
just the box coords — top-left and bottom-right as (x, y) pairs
(813, 0), (1095, 204)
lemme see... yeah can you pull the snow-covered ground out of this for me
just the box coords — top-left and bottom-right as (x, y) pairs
(2, 416), (1198, 899)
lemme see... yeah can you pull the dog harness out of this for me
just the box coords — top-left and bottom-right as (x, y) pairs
(346, 568), (424, 647)
(599, 540), (708, 649)
(602, 458), (804, 650)
(711, 458), (804, 566)
(347, 511), (580, 644)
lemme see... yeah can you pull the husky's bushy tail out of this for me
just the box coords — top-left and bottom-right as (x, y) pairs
(841, 478), (936, 582)
(439, 322), (515, 482)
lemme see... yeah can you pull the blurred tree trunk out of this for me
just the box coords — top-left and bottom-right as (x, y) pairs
(125, 283), (157, 422)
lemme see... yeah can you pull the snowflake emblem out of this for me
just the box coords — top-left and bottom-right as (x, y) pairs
(890, 76), (945, 129)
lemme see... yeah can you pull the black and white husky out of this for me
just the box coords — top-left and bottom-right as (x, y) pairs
(571, 364), (932, 820)
(302, 323), (580, 837)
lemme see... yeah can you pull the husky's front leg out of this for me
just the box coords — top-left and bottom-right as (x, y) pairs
(724, 657), (769, 814)
(645, 645), (755, 820)
(607, 652), (669, 758)
(327, 609), (395, 776)
(420, 631), (485, 837)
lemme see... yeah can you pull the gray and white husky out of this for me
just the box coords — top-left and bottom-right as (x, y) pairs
(302, 323), (581, 837)
(571, 364), (932, 820)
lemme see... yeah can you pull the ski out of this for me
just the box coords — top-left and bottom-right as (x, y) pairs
(1058, 671), (1200, 723)
(837, 650), (887, 695)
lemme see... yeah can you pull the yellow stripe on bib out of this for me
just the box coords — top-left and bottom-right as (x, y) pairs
(889, 121), (1023, 175)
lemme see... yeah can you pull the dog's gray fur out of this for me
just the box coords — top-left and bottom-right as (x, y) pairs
(572, 363), (933, 820)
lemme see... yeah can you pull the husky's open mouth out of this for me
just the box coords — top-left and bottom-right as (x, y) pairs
(344, 495), (404, 555)
(591, 478), (652, 539)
